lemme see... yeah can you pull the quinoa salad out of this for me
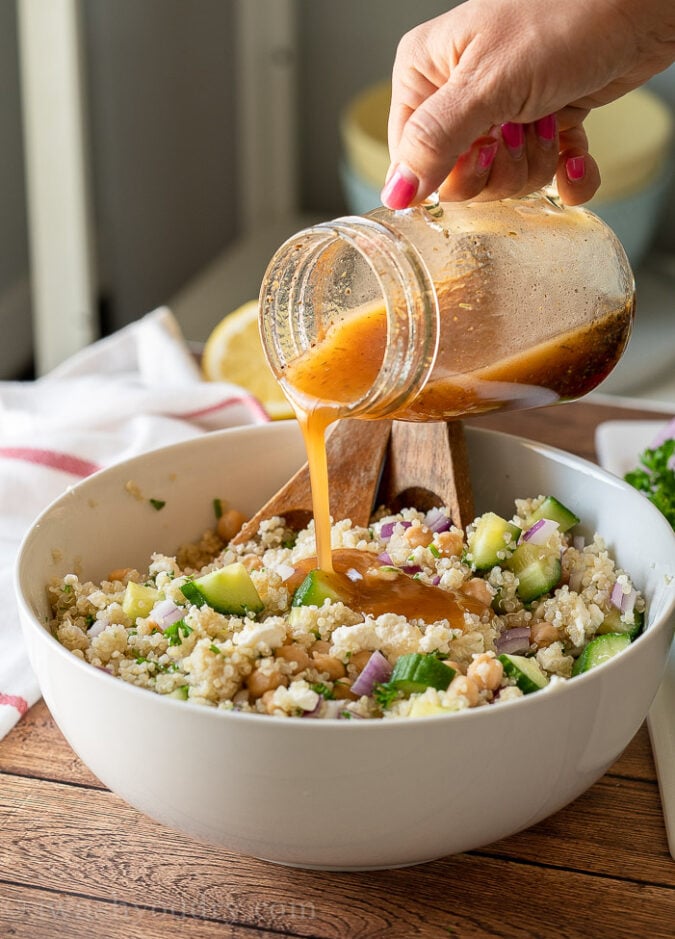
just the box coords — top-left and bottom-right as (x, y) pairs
(50, 494), (645, 720)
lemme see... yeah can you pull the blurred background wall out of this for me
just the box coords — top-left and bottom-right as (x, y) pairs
(2, 0), (674, 388)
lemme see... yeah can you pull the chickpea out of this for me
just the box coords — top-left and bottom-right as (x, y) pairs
(446, 674), (480, 707)
(312, 653), (346, 681)
(107, 567), (133, 583)
(404, 524), (433, 549)
(333, 679), (358, 700)
(435, 531), (464, 558)
(350, 650), (374, 673)
(531, 621), (561, 647)
(217, 508), (248, 543)
(275, 644), (311, 673)
(461, 577), (492, 606)
(309, 639), (331, 656)
(467, 652), (503, 692)
(246, 665), (287, 699)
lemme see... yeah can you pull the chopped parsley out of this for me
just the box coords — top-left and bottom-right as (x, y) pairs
(624, 437), (675, 530)
(310, 682), (334, 699)
(163, 619), (193, 646)
(209, 643), (221, 655)
(429, 543), (441, 559)
(149, 498), (166, 511)
(213, 498), (223, 519)
(372, 682), (403, 710)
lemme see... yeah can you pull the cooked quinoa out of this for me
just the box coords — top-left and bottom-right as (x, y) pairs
(49, 495), (645, 719)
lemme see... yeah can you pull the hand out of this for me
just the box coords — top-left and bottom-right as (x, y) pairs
(382, 0), (675, 208)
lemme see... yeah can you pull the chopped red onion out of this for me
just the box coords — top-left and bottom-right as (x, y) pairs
(379, 520), (411, 540)
(302, 698), (347, 720)
(87, 618), (109, 638)
(150, 599), (184, 630)
(425, 507), (452, 533)
(322, 700), (346, 720)
(351, 650), (393, 697)
(431, 575), (441, 586)
(522, 518), (559, 545)
(611, 582), (637, 616)
(346, 567), (363, 582)
(610, 582), (623, 609)
(496, 626), (531, 655)
(377, 551), (392, 565)
(401, 564), (423, 576)
(301, 698), (323, 719)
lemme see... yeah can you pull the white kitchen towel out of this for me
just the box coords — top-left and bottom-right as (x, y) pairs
(0, 307), (269, 739)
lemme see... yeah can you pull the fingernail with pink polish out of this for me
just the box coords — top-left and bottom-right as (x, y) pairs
(535, 114), (557, 148)
(477, 141), (498, 174)
(501, 122), (525, 158)
(381, 164), (418, 209)
(566, 155), (586, 181)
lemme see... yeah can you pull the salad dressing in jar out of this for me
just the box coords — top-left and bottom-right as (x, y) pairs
(259, 193), (635, 572)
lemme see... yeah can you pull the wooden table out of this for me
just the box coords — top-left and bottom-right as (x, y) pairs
(1, 399), (673, 939)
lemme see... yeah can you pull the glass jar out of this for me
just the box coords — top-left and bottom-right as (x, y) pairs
(259, 192), (635, 423)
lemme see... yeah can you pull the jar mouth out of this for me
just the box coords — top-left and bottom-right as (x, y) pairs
(259, 214), (440, 419)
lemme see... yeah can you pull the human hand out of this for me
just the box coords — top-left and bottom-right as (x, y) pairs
(382, 0), (675, 208)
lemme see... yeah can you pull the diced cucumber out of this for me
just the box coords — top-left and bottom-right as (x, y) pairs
(292, 569), (344, 608)
(527, 496), (580, 533)
(506, 543), (561, 601)
(181, 562), (263, 616)
(122, 582), (160, 620)
(572, 632), (632, 676)
(468, 512), (521, 570)
(498, 653), (549, 694)
(389, 653), (456, 695)
(597, 607), (644, 641)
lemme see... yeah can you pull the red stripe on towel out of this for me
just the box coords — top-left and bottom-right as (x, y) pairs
(0, 447), (100, 477)
(178, 395), (270, 423)
(0, 692), (29, 717)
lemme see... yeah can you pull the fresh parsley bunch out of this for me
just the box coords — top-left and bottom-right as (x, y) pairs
(624, 435), (675, 530)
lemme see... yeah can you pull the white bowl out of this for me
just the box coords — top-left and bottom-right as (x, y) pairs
(15, 422), (675, 870)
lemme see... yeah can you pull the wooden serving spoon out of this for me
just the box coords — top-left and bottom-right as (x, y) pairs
(231, 418), (474, 545)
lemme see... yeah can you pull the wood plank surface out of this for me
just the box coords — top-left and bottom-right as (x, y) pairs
(1, 773), (673, 939)
(1, 399), (673, 939)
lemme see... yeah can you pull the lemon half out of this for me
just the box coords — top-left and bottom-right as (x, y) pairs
(202, 300), (294, 420)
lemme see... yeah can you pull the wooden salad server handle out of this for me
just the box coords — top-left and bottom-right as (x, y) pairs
(378, 420), (474, 530)
(231, 419), (393, 544)
(231, 417), (474, 545)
